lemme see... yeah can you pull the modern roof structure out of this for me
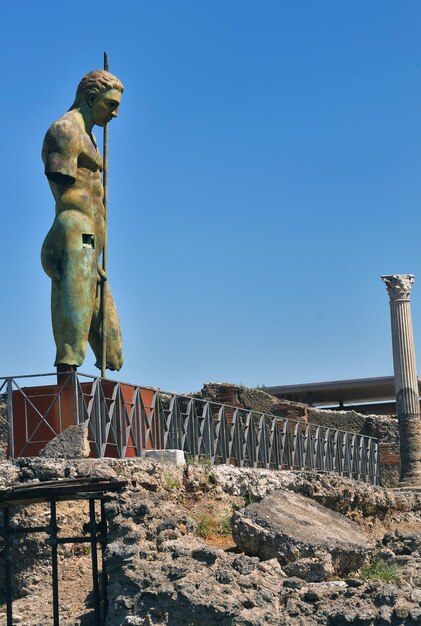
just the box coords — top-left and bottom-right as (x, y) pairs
(265, 376), (421, 409)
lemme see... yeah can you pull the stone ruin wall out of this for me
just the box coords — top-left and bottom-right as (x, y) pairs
(198, 383), (401, 486)
(307, 408), (400, 487)
(2, 457), (421, 625)
(0, 382), (401, 485)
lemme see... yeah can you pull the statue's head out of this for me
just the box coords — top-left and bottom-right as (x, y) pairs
(71, 70), (125, 127)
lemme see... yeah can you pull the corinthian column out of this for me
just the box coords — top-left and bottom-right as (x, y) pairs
(382, 274), (421, 486)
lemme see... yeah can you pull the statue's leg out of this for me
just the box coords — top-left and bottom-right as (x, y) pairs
(42, 213), (98, 367)
(89, 280), (124, 371)
(50, 266), (97, 366)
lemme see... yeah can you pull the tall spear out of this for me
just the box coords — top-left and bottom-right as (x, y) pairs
(101, 51), (109, 378)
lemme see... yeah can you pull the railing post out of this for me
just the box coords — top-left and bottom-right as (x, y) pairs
(303, 424), (314, 470)
(167, 395), (177, 450)
(374, 441), (382, 486)
(201, 402), (214, 461)
(6, 378), (14, 460)
(94, 379), (103, 457)
(282, 420), (292, 469)
(72, 371), (80, 425)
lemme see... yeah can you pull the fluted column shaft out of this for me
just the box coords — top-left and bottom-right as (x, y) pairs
(382, 274), (421, 486)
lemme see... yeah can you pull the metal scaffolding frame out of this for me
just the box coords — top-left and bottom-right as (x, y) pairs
(0, 478), (126, 626)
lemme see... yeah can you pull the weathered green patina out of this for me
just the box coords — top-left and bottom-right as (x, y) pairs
(41, 70), (124, 371)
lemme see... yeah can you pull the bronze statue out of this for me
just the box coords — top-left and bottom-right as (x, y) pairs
(41, 70), (124, 372)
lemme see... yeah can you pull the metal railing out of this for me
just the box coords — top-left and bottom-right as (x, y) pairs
(0, 372), (382, 484)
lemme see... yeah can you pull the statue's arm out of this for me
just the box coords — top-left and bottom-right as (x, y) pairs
(42, 120), (81, 185)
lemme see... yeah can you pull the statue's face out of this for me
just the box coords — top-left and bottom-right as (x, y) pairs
(89, 88), (122, 127)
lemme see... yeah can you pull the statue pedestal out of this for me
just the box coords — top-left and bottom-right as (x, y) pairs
(10, 377), (162, 458)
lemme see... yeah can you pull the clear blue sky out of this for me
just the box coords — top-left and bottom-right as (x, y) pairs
(1, 1), (421, 392)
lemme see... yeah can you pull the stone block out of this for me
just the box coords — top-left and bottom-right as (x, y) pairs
(39, 422), (90, 459)
(232, 489), (371, 581)
(144, 449), (186, 466)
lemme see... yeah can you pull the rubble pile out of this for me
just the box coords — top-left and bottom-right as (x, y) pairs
(1, 455), (421, 624)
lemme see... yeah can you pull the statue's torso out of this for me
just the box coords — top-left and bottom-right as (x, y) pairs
(42, 111), (105, 238)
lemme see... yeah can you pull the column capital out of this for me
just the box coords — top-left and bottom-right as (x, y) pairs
(381, 274), (415, 302)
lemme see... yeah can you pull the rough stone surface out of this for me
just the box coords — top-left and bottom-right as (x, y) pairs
(196, 382), (308, 422)
(196, 382), (401, 486)
(3, 460), (421, 625)
(39, 422), (91, 459)
(212, 465), (417, 520)
(231, 489), (370, 580)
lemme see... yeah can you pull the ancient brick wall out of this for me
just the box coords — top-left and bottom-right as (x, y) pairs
(197, 383), (400, 486)
(198, 383), (308, 422)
